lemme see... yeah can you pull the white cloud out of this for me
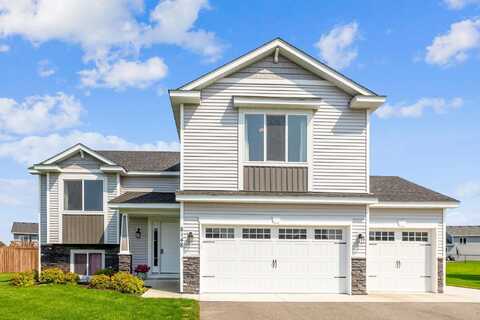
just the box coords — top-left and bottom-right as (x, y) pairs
(444, 0), (480, 9)
(37, 59), (56, 77)
(79, 56), (168, 89)
(448, 180), (480, 226)
(0, 43), (8, 52)
(0, 178), (35, 206)
(0, 93), (83, 136)
(456, 181), (480, 198)
(0, 130), (180, 165)
(315, 21), (359, 69)
(0, 0), (223, 63)
(375, 97), (463, 119)
(425, 19), (480, 66)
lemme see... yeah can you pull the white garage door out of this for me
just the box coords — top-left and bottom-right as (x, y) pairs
(367, 230), (432, 292)
(200, 226), (348, 293)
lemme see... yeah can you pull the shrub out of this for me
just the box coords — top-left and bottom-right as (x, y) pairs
(111, 272), (144, 294)
(10, 271), (35, 288)
(94, 268), (115, 277)
(40, 268), (65, 284)
(89, 274), (112, 290)
(64, 272), (79, 284)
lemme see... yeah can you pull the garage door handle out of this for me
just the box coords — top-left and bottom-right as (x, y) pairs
(334, 276), (347, 279)
(420, 276), (431, 278)
(202, 275), (215, 278)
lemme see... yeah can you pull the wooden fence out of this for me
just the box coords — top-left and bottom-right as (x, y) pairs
(0, 247), (38, 273)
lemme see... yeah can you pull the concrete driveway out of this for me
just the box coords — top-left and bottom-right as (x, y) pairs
(201, 302), (480, 320)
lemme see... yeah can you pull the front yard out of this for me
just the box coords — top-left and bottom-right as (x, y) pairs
(0, 273), (198, 320)
(446, 261), (480, 289)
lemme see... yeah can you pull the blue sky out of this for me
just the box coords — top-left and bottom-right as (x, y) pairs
(0, 0), (479, 242)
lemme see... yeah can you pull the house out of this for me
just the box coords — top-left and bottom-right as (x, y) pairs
(11, 222), (39, 244)
(29, 38), (459, 294)
(446, 226), (480, 260)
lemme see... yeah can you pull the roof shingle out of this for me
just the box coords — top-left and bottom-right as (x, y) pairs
(96, 150), (179, 172)
(11, 222), (38, 235)
(109, 192), (177, 204)
(447, 226), (480, 237)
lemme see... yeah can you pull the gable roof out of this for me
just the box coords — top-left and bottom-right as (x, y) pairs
(370, 176), (458, 203)
(96, 150), (180, 172)
(33, 143), (116, 167)
(11, 222), (38, 235)
(447, 226), (480, 237)
(177, 38), (380, 97)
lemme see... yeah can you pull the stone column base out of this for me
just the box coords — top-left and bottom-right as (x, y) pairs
(183, 256), (200, 293)
(352, 257), (367, 295)
(437, 257), (444, 293)
(118, 254), (132, 273)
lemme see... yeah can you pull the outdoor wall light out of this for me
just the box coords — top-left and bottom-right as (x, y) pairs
(135, 228), (141, 239)
(187, 232), (194, 241)
(357, 233), (364, 242)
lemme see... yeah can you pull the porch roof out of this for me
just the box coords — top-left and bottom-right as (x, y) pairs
(109, 192), (177, 204)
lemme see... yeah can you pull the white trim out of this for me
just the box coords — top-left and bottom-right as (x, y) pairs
(110, 203), (181, 209)
(179, 202), (184, 293)
(369, 222), (439, 229)
(46, 172), (50, 244)
(31, 165), (61, 172)
(365, 205), (370, 293)
(38, 175), (42, 272)
(169, 90), (201, 106)
(198, 217), (353, 226)
(180, 103), (185, 190)
(179, 38), (374, 96)
(43, 144), (116, 166)
(370, 202), (459, 209)
(442, 208), (447, 290)
(125, 171), (180, 177)
(350, 95), (386, 111)
(176, 194), (378, 205)
(119, 214), (130, 254)
(70, 249), (105, 280)
(242, 161), (308, 167)
(100, 166), (126, 174)
(366, 111), (370, 193)
(216, 77), (335, 87)
(116, 173), (121, 244)
(59, 174), (106, 214)
(233, 96), (322, 110)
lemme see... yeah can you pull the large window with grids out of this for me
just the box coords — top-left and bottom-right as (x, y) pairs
(278, 228), (307, 240)
(205, 227), (234, 239)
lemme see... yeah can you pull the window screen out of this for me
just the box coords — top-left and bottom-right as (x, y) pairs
(288, 115), (307, 162)
(245, 114), (264, 161)
(266, 115), (285, 161)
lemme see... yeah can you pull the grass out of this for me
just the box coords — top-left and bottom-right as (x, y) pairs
(0, 273), (198, 320)
(446, 261), (480, 289)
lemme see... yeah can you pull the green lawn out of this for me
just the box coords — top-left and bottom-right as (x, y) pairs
(446, 261), (480, 289)
(0, 273), (198, 320)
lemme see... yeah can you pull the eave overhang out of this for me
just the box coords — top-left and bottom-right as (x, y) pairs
(233, 96), (322, 110)
(350, 95), (386, 111)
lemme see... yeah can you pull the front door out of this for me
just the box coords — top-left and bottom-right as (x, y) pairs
(151, 222), (180, 274)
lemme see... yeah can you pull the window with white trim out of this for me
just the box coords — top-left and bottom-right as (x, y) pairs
(315, 229), (343, 240)
(205, 227), (234, 239)
(64, 179), (103, 212)
(71, 251), (104, 276)
(402, 231), (428, 242)
(245, 114), (307, 163)
(278, 228), (307, 240)
(369, 231), (395, 241)
(242, 228), (271, 239)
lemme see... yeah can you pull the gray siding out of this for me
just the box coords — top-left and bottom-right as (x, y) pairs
(105, 174), (119, 244)
(182, 53), (367, 192)
(62, 215), (104, 244)
(183, 203), (367, 258)
(129, 217), (148, 267)
(40, 175), (47, 244)
(121, 176), (179, 192)
(243, 166), (307, 192)
(369, 208), (444, 257)
(47, 173), (60, 243)
(58, 153), (102, 170)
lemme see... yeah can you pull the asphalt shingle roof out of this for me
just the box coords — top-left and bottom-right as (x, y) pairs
(109, 192), (177, 204)
(11, 222), (38, 235)
(447, 226), (480, 237)
(96, 150), (180, 172)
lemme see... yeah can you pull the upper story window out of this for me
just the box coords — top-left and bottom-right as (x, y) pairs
(245, 113), (307, 163)
(64, 179), (103, 212)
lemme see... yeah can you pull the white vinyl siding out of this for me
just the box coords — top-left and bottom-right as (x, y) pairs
(47, 173), (60, 243)
(183, 202), (367, 258)
(129, 217), (148, 267)
(121, 176), (179, 193)
(58, 153), (102, 170)
(105, 174), (119, 244)
(369, 208), (444, 257)
(182, 53), (367, 192)
(40, 175), (47, 244)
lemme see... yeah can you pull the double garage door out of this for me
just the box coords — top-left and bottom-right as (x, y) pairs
(200, 226), (348, 293)
(368, 230), (433, 292)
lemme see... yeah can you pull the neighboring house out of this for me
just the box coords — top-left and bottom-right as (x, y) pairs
(11, 222), (39, 244)
(447, 226), (480, 260)
(0, 241), (5, 247)
(29, 38), (459, 294)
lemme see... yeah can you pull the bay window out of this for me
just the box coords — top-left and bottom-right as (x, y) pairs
(64, 179), (103, 212)
(245, 113), (307, 163)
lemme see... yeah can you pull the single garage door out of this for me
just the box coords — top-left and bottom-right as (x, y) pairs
(200, 226), (348, 293)
(367, 230), (432, 292)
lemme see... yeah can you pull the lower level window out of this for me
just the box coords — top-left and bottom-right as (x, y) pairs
(402, 231), (428, 242)
(278, 228), (307, 240)
(315, 229), (342, 240)
(205, 227), (234, 239)
(242, 228), (271, 239)
(72, 251), (104, 276)
(369, 231), (395, 241)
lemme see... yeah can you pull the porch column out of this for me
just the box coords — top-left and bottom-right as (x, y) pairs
(118, 214), (132, 273)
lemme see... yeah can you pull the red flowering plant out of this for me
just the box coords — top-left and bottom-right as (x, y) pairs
(134, 264), (150, 280)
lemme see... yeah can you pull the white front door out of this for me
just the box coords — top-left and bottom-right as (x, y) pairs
(367, 230), (432, 292)
(200, 226), (348, 293)
(151, 222), (180, 274)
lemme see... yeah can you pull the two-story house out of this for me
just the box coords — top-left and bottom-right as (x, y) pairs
(11, 222), (39, 245)
(30, 38), (458, 294)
